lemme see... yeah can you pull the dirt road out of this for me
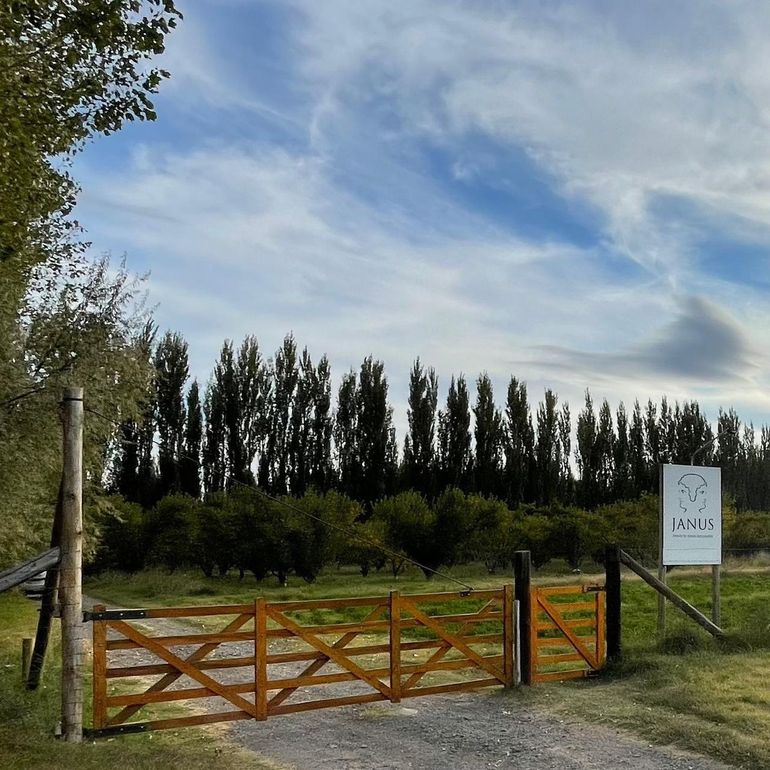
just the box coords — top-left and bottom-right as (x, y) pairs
(229, 690), (728, 770)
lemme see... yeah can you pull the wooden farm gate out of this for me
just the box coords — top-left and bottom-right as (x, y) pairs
(529, 584), (606, 683)
(87, 587), (514, 737)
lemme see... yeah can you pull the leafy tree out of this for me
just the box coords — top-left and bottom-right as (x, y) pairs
(433, 488), (473, 566)
(595, 399), (615, 505)
(535, 389), (560, 504)
(557, 401), (573, 502)
(310, 355), (334, 492)
(503, 377), (535, 507)
(356, 357), (394, 510)
(264, 335), (298, 493)
(288, 348), (315, 496)
(402, 359), (438, 497)
(628, 400), (648, 497)
(180, 380), (203, 498)
(473, 373), (503, 497)
(576, 390), (598, 508)
(334, 370), (358, 499)
(372, 491), (437, 578)
(613, 402), (631, 500)
(437, 375), (472, 492)
(467, 494), (511, 573)
(154, 331), (189, 496)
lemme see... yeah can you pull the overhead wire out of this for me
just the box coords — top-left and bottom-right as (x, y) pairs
(84, 404), (475, 593)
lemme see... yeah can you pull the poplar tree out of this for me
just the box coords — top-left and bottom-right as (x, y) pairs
(154, 331), (189, 496)
(628, 400), (647, 497)
(334, 371), (358, 500)
(557, 401), (573, 502)
(310, 355), (334, 492)
(403, 359), (438, 497)
(576, 390), (598, 508)
(535, 389), (560, 504)
(613, 402), (631, 500)
(473, 373), (503, 497)
(181, 380), (202, 498)
(503, 377), (535, 507)
(437, 376), (472, 492)
(264, 335), (299, 493)
(595, 399), (615, 505)
(288, 348), (315, 495)
(356, 356), (394, 509)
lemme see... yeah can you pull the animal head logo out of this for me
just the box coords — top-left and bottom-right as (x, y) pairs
(677, 473), (708, 514)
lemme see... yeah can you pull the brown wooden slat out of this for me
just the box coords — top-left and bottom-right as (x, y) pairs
(596, 591), (606, 668)
(106, 681), (255, 707)
(92, 607), (107, 730)
(266, 606), (393, 700)
(106, 612), (253, 726)
(107, 629), (253, 650)
(401, 678), (501, 697)
(532, 669), (587, 683)
(268, 692), (385, 716)
(535, 651), (586, 665)
(129, 709), (253, 733)
(542, 601), (597, 614)
(402, 655), (504, 676)
(535, 586), (587, 596)
(255, 598), (267, 721)
(268, 669), (385, 690)
(269, 596), (389, 611)
(143, 605), (253, 618)
(106, 656), (255, 679)
(404, 589), (504, 603)
(390, 591), (401, 703)
(536, 618), (595, 632)
(107, 620), (258, 718)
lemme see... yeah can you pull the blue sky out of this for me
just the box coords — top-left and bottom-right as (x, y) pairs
(73, 0), (770, 435)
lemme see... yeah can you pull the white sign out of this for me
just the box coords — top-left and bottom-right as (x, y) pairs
(662, 464), (721, 566)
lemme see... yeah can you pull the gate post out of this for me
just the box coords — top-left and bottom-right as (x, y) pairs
(513, 551), (532, 685)
(605, 545), (622, 663)
(60, 386), (84, 742)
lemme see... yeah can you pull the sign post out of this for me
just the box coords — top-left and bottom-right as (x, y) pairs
(658, 463), (722, 635)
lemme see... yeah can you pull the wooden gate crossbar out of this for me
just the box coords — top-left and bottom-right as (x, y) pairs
(89, 587), (514, 736)
(530, 585), (606, 683)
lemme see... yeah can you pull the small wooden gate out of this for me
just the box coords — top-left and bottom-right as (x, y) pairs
(87, 587), (514, 736)
(529, 585), (606, 683)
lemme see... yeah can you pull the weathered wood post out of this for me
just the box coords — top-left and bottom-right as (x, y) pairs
(513, 550), (532, 685)
(605, 544), (622, 663)
(60, 387), (84, 742)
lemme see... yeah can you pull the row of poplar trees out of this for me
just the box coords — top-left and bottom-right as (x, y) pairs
(111, 330), (770, 513)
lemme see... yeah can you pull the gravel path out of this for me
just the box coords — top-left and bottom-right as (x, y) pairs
(86, 600), (730, 770)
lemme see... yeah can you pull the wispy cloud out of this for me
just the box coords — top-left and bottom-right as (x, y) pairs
(73, 0), (770, 432)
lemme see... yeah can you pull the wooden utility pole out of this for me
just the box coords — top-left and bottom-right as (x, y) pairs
(60, 387), (84, 742)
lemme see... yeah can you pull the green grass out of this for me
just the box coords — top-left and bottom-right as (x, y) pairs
(0, 592), (275, 770)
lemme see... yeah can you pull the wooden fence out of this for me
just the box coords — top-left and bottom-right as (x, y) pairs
(529, 584), (606, 683)
(88, 587), (514, 736)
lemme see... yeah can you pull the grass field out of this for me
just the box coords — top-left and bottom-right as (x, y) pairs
(84, 560), (770, 769)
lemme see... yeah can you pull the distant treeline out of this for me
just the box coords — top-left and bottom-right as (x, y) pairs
(110, 330), (770, 513)
(93, 488), (770, 583)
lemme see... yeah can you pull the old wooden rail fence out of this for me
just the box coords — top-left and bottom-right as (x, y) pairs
(87, 587), (516, 737)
